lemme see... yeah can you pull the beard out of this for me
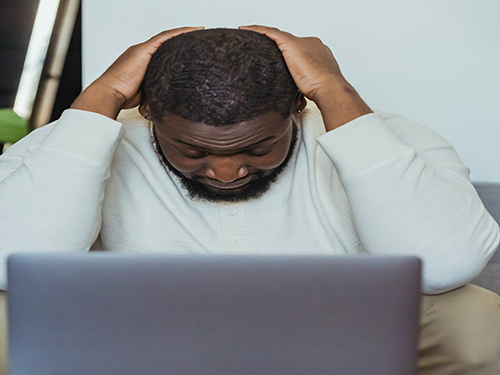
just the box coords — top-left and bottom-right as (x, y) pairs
(151, 123), (298, 203)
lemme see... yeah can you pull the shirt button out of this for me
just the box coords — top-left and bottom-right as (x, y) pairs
(231, 238), (242, 246)
(228, 208), (238, 216)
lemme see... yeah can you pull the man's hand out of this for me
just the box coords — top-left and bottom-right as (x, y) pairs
(239, 25), (372, 130)
(71, 27), (203, 120)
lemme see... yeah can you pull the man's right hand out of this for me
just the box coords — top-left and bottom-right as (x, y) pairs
(71, 27), (203, 120)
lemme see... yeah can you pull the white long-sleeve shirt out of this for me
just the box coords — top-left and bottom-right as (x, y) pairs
(0, 103), (498, 293)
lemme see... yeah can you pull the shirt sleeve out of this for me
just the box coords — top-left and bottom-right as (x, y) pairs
(317, 111), (500, 294)
(0, 109), (123, 290)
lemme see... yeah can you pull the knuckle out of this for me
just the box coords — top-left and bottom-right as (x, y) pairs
(306, 36), (323, 44)
(126, 44), (141, 53)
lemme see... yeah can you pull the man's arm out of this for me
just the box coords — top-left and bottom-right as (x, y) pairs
(242, 25), (499, 294)
(0, 110), (123, 290)
(0, 27), (202, 290)
(317, 110), (499, 293)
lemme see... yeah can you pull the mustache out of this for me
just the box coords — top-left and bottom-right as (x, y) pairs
(190, 170), (267, 183)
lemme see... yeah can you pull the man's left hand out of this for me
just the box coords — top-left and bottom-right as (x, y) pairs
(239, 25), (372, 130)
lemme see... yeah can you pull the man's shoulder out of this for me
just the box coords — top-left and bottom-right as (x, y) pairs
(372, 109), (451, 149)
(116, 108), (150, 131)
(115, 108), (152, 147)
(300, 101), (327, 139)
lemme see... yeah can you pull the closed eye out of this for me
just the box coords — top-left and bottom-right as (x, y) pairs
(183, 151), (209, 159)
(183, 149), (271, 159)
(247, 149), (271, 157)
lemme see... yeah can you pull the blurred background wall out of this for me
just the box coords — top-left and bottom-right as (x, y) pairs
(0, 0), (39, 110)
(0, 0), (81, 157)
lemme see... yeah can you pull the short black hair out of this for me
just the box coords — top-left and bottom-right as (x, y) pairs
(142, 28), (298, 126)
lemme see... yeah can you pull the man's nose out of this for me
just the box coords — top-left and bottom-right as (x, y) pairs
(205, 157), (249, 182)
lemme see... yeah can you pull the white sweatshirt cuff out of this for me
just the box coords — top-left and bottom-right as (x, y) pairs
(316, 113), (411, 179)
(41, 109), (124, 164)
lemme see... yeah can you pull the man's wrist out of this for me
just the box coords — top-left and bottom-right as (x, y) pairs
(71, 84), (125, 120)
(313, 80), (373, 132)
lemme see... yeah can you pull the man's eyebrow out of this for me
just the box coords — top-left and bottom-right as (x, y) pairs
(174, 136), (275, 151)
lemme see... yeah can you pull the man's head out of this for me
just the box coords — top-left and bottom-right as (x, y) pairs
(140, 28), (306, 203)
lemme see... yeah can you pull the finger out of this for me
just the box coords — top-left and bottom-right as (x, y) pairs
(239, 25), (297, 45)
(144, 26), (205, 48)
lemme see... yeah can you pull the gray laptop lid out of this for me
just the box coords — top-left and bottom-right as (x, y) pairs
(7, 254), (421, 375)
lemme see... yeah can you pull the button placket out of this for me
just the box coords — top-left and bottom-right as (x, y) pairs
(219, 205), (251, 254)
(230, 238), (242, 246)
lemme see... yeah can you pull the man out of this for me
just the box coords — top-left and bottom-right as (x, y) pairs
(0, 26), (499, 374)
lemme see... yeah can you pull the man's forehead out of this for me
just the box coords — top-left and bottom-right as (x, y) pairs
(154, 111), (292, 146)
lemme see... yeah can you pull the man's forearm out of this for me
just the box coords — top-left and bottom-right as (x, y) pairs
(317, 111), (499, 294)
(0, 110), (123, 289)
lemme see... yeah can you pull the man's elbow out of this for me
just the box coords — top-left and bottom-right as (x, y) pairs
(422, 237), (499, 295)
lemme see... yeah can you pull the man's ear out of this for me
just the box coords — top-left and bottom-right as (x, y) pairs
(294, 92), (307, 115)
(139, 103), (152, 121)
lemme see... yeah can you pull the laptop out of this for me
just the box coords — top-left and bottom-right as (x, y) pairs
(7, 253), (421, 375)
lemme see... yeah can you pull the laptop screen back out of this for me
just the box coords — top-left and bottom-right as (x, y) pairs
(7, 254), (421, 375)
